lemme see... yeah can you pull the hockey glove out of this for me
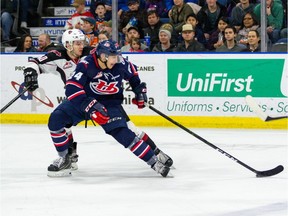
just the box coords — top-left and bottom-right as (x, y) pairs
(81, 98), (109, 125)
(132, 82), (147, 109)
(23, 68), (38, 91)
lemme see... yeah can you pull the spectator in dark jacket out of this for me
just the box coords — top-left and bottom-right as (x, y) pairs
(174, 24), (206, 52)
(152, 24), (176, 52)
(143, 10), (164, 51)
(197, 0), (227, 40)
(119, 0), (148, 38)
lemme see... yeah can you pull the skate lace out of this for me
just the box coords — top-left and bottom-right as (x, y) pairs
(153, 161), (164, 173)
(52, 157), (65, 168)
(157, 151), (169, 163)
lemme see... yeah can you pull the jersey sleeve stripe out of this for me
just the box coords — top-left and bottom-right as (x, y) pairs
(67, 90), (85, 100)
(66, 81), (84, 89)
(129, 62), (138, 75)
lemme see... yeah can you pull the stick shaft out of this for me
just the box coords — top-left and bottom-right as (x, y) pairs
(147, 104), (258, 174)
(0, 87), (30, 114)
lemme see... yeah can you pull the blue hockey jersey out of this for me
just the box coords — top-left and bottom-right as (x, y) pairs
(65, 53), (141, 108)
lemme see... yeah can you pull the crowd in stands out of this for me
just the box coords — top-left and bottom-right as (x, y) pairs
(1, 0), (287, 52)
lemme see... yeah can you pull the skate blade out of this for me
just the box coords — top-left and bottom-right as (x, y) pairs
(47, 169), (72, 177)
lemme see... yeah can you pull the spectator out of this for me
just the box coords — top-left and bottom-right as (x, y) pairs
(19, 0), (29, 28)
(230, 0), (255, 32)
(65, 0), (94, 29)
(37, 33), (58, 52)
(81, 17), (98, 47)
(254, 0), (284, 43)
(216, 26), (246, 52)
(143, 10), (164, 51)
(185, 13), (206, 46)
(1, 0), (16, 43)
(14, 33), (37, 52)
(174, 23), (206, 52)
(94, 2), (111, 33)
(121, 26), (148, 52)
(90, 0), (112, 20)
(118, 0), (148, 38)
(197, 0), (227, 40)
(244, 29), (261, 52)
(145, 0), (168, 18)
(236, 12), (260, 47)
(129, 38), (145, 52)
(169, 0), (194, 34)
(98, 30), (110, 42)
(206, 16), (229, 50)
(152, 23), (176, 52)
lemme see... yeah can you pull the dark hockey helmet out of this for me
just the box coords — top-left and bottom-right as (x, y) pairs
(96, 40), (121, 57)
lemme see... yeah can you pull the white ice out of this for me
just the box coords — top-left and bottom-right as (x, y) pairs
(0, 124), (287, 216)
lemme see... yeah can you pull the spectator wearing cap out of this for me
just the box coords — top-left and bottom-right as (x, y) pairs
(65, 0), (94, 30)
(81, 17), (98, 47)
(144, 0), (167, 18)
(119, 0), (148, 38)
(143, 10), (164, 51)
(185, 13), (206, 46)
(169, 0), (195, 34)
(121, 26), (148, 52)
(152, 24), (176, 52)
(174, 24), (206, 52)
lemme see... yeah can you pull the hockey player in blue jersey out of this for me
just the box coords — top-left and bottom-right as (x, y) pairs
(46, 39), (171, 177)
(23, 29), (173, 174)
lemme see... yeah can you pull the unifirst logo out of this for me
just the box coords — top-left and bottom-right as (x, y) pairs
(176, 73), (254, 92)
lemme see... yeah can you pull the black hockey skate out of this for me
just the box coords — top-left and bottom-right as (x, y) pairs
(156, 150), (173, 167)
(152, 161), (170, 177)
(69, 142), (79, 170)
(47, 154), (72, 177)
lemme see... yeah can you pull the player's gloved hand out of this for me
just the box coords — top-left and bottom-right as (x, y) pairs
(23, 68), (38, 91)
(132, 82), (147, 109)
(81, 98), (109, 125)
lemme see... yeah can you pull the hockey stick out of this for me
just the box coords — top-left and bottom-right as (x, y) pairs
(146, 104), (284, 177)
(245, 95), (288, 121)
(0, 86), (31, 114)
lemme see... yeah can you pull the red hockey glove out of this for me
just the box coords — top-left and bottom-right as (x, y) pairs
(132, 82), (147, 109)
(81, 98), (109, 125)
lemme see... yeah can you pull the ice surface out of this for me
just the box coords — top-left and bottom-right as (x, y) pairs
(1, 124), (287, 216)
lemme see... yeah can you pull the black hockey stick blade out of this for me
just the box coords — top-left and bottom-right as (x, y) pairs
(0, 85), (31, 114)
(256, 165), (284, 177)
(245, 95), (288, 121)
(146, 103), (284, 177)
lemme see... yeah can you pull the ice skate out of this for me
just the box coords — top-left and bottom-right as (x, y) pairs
(157, 150), (173, 167)
(152, 160), (170, 177)
(69, 142), (79, 171)
(47, 154), (72, 177)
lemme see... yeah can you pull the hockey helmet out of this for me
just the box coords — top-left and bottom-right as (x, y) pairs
(96, 40), (121, 57)
(61, 29), (86, 47)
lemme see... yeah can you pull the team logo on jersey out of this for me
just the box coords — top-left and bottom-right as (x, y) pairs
(63, 61), (73, 69)
(90, 80), (119, 95)
(39, 56), (48, 62)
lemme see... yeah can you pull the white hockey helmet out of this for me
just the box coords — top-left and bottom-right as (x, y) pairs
(61, 29), (86, 48)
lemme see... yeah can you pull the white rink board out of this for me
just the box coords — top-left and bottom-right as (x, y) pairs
(0, 53), (287, 117)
